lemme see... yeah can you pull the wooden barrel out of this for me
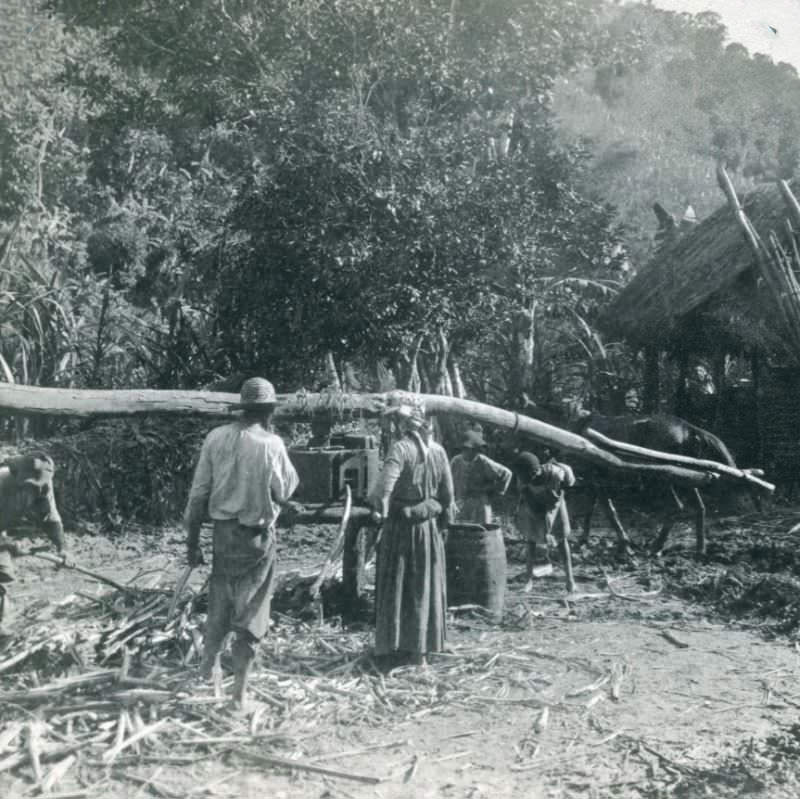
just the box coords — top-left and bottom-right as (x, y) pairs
(445, 523), (507, 620)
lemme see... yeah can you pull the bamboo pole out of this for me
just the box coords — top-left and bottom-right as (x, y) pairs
(718, 165), (800, 356)
(778, 180), (800, 228)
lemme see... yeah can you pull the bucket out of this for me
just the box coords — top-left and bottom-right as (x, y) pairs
(445, 523), (507, 621)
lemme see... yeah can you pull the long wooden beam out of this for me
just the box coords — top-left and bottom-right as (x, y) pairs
(0, 384), (769, 492)
(583, 427), (774, 493)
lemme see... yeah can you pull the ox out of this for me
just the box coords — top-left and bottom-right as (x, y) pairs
(522, 400), (745, 557)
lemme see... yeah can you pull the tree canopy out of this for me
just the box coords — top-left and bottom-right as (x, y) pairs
(3, 0), (795, 413)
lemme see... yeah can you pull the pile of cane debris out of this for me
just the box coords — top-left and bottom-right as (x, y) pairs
(0, 574), (631, 795)
(648, 509), (800, 635)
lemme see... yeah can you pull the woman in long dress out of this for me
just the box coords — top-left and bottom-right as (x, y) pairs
(370, 396), (454, 667)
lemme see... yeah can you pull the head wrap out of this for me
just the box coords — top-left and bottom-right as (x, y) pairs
(382, 391), (427, 430)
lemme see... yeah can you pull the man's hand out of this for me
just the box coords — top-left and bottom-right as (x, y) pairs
(187, 547), (206, 568)
(282, 500), (304, 522)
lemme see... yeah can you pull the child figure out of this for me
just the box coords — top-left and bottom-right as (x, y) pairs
(514, 451), (575, 593)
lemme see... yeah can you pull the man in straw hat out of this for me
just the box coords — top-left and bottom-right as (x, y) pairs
(369, 393), (454, 667)
(449, 428), (512, 526)
(184, 377), (299, 710)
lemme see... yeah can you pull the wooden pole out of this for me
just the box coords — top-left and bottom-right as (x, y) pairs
(0, 385), (769, 492)
(642, 345), (660, 413)
(22, 552), (134, 593)
(675, 348), (689, 417)
(582, 427), (774, 492)
(718, 165), (800, 358)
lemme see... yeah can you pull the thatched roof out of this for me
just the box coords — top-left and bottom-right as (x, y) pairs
(601, 179), (799, 345)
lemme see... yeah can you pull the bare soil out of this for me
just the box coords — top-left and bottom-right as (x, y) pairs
(3, 507), (800, 798)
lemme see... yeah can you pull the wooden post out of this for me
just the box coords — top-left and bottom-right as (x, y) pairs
(711, 351), (727, 432)
(674, 348), (689, 417)
(751, 352), (764, 468)
(642, 346), (660, 413)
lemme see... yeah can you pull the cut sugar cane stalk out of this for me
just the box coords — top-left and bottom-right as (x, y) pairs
(167, 565), (194, 621)
(310, 485), (352, 601)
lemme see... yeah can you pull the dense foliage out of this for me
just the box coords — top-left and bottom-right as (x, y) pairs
(2, 0), (800, 415)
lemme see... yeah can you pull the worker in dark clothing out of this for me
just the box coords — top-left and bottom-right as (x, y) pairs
(513, 451), (575, 592)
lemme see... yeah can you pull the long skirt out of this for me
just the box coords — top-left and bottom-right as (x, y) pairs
(206, 520), (276, 642)
(374, 516), (446, 656)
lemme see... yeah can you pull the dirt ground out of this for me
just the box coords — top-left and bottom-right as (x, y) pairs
(3, 507), (800, 799)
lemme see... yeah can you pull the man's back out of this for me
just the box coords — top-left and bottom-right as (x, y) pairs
(187, 421), (298, 529)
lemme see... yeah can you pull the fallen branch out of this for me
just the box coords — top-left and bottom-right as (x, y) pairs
(24, 552), (133, 594)
(565, 675), (610, 699)
(235, 749), (383, 784)
(102, 719), (167, 763)
(26, 722), (43, 783)
(635, 738), (701, 776)
(40, 753), (76, 793)
(605, 576), (662, 603)
(659, 630), (689, 650)
(311, 738), (409, 763)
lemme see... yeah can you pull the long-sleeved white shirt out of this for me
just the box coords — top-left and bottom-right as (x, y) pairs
(184, 421), (299, 530)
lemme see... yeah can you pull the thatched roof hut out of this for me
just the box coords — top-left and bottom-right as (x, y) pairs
(598, 176), (800, 491)
(600, 179), (799, 351)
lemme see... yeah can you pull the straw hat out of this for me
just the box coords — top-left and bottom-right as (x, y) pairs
(230, 377), (277, 410)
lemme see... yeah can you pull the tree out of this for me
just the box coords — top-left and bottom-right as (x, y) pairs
(29, 0), (629, 405)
